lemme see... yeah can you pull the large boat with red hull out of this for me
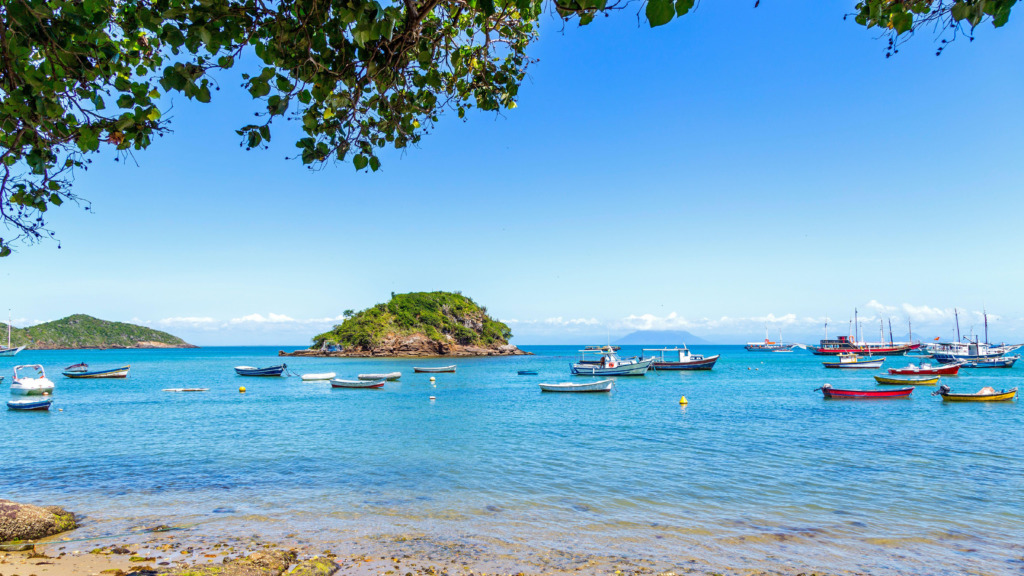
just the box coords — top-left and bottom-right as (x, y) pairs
(809, 335), (920, 356)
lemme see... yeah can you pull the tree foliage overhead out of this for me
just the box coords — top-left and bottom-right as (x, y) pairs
(0, 0), (1015, 255)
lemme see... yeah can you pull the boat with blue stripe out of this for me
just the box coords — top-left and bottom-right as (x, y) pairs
(63, 365), (130, 379)
(235, 364), (287, 377)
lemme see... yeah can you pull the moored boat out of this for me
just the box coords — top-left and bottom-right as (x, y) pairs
(874, 375), (940, 386)
(571, 348), (653, 376)
(517, 370), (538, 375)
(933, 384), (1017, 402)
(888, 362), (962, 376)
(6, 398), (53, 411)
(816, 383), (913, 399)
(822, 353), (885, 369)
(540, 379), (614, 393)
(10, 365), (55, 396)
(643, 346), (719, 370)
(331, 378), (386, 388)
(0, 311), (26, 357)
(413, 365), (456, 373)
(745, 327), (796, 351)
(63, 365), (130, 379)
(358, 372), (401, 381)
(301, 372), (337, 381)
(959, 355), (1019, 368)
(64, 363), (89, 373)
(235, 364), (287, 377)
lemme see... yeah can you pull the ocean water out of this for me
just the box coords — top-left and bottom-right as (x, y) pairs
(1, 345), (1022, 574)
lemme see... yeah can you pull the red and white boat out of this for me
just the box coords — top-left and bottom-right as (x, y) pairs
(809, 335), (920, 356)
(816, 383), (913, 399)
(888, 362), (963, 376)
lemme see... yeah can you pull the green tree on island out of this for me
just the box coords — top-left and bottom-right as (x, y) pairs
(0, 0), (1015, 255)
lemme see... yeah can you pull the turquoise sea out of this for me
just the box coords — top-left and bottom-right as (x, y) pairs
(1, 345), (1022, 574)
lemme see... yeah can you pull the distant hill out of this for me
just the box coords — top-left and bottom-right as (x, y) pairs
(3, 314), (195, 350)
(614, 330), (713, 345)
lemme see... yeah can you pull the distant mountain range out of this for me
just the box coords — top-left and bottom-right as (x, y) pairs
(614, 330), (713, 345)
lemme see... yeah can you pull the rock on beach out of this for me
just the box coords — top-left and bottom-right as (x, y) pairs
(0, 499), (77, 542)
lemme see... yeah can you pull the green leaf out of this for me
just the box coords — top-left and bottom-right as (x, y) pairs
(196, 85), (211, 103)
(353, 154), (368, 170)
(369, 156), (380, 171)
(892, 11), (913, 34)
(646, 0), (675, 27)
(951, 1), (970, 21)
(675, 0), (694, 16)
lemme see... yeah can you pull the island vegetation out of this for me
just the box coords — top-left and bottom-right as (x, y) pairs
(286, 291), (526, 357)
(3, 314), (195, 350)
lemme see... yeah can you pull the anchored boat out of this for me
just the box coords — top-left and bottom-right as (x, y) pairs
(816, 383), (913, 399)
(643, 346), (719, 370)
(301, 372), (337, 381)
(874, 375), (940, 386)
(7, 398), (53, 411)
(540, 379), (614, 393)
(933, 384), (1017, 402)
(959, 355), (1019, 368)
(358, 372), (401, 381)
(10, 365), (55, 396)
(413, 365), (456, 373)
(234, 364), (287, 377)
(888, 362), (962, 376)
(822, 353), (885, 369)
(331, 378), (386, 389)
(63, 365), (130, 379)
(571, 347), (653, 376)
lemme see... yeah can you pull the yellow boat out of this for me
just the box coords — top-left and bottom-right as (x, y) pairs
(874, 375), (939, 386)
(933, 385), (1018, 402)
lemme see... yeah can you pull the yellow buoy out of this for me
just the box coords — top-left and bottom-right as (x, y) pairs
(239, 386), (246, 393)
(429, 376), (435, 381)
(679, 395), (688, 405)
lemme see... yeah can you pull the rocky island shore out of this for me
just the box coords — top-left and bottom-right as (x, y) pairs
(281, 291), (530, 358)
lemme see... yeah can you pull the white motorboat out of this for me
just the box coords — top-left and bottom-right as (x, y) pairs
(10, 365), (55, 396)
(357, 372), (401, 381)
(301, 372), (337, 381)
(540, 379), (614, 393)
(571, 347), (653, 376)
(413, 365), (456, 373)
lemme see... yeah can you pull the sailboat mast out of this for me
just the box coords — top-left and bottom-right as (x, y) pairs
(908, 318), (912, 344)
(6, 309), (10, 349)
(955, 308), (961, 342)
(855, 308), (859, 344)
(879, 319), (883, 345)
(889, 318), (894, 345)
(984, 309), (989, 344)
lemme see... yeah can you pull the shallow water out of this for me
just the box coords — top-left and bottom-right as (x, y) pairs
(2, 346), (1022, 574)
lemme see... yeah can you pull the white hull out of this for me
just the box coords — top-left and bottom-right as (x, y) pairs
(331, 378), (386, 388)
(571, 358), (653, 376)
(540, 379), (614, 393)
(414, 366), (456, 373)
(0, 346), (25, 357)
(358, 372), (401, 381)
(301, 372), (337, 381)
(11, 380), (55, 396)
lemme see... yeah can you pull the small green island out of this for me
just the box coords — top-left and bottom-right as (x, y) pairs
(282, 291), (529, 357)
(3, 314), (195, 350)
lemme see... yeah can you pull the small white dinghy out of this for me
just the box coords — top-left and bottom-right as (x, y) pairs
(10, 365), (55, 396)
(413, 365), (456, 373)
(357, 372), (401, 381)
(331, 378), (386, 389)
(539, 379), (614, 393)
(301, 372), (337, 381)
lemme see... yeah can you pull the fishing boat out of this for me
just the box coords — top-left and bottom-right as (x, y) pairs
(358, 372), (401, 381)
(331, 378), (386, 389)
(888, 362), (962, 376)
(10, 365), (55, 396)
(517, 370), (538, 375)
(234, 364), (286, 377)
(63, 365), (130, 379)
(959, 355), (1019, 368)
(933, 384), (1018, 402)
(643, 346), (719, 370)
(929, 310), (1022, 363)
(571, 348), (653, 376)
(540, 379), (614, 393)
(300, 372), (337, 381)
(873, 375), (940, 386)
(6, 398), (53, 411)
(413, 365), (456, 373)
(64, 363), (89, 373)
(745, 326), (796, 351)
(0, 311), (26, 357)
(816, 383), (913, 399)
(821, 353), (884, 369)
(809, 311), (919, 356)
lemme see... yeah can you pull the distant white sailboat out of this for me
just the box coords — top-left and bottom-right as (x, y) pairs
(0, 310), (26, 357)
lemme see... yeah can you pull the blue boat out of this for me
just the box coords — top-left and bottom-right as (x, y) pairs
(234, 364), (287, 377)
(960, 355), (1019, 368)
(7, 398), (53, 411)
(518, 370), (538, 376)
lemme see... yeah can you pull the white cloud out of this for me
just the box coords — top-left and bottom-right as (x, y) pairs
(229, 313), (297, 325)
(543, 317), (600, 326)
(157, 316), (216, 327)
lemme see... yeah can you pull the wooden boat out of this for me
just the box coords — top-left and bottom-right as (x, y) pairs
(331, 378), (386, 389)
(162, 388), (209, 392)
(63, 365), (130, 379)
(874, 375), (940, 386)
(959, 355), (1019, 368)
(822, 353), (885, 369)
(643, 346), (719, 370)
(64, 363), (89, 373)
(540, 379), (614, 393)
(517, 370), (538, 375)
(888, 362), (961, 376)
(933, 384), (1017, 402)
(816, 383), (913, 399)
(7, 398), (53, 411)
(10, 365), (55, 396)
(571, 349), (653, 376)
(301, 372), (336, 381)
(235, 364), (286, 377)
(413, 365), (456, 373)
(358, 372), (401, 381)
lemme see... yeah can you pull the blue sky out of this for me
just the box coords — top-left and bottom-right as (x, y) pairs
(4, 2), (1024, 345)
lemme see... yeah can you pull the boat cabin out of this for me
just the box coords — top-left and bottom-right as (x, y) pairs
(642, 346), (704, 362)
